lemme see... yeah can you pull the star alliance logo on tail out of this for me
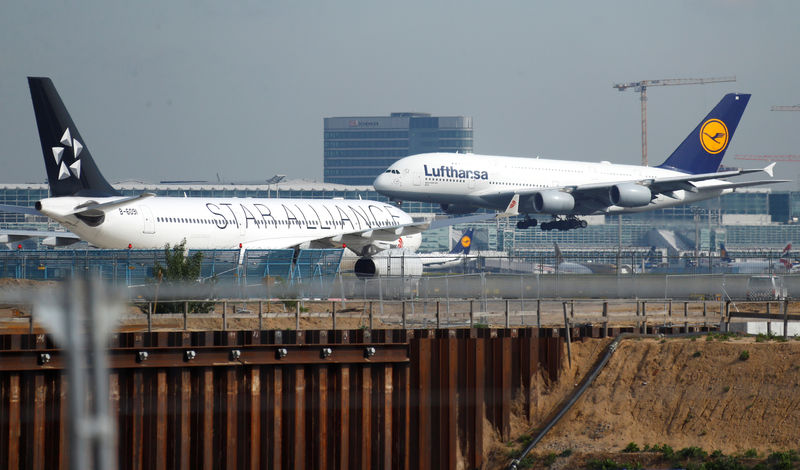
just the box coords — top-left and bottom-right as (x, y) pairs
(51, 128), (82, 180)
(699, 119), (729, 155)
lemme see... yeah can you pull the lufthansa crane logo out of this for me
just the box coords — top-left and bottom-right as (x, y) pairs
(699, 119), (729, 155)
(461, 235), (471, 248)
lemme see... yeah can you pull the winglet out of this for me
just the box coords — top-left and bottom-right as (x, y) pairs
(764, 162), (776, 178)
(497, 194), (519, 218)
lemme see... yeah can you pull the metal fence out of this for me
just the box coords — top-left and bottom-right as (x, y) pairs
(0, 248), (343, 286)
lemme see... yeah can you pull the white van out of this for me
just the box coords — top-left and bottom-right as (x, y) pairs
(746, 275), (787, 300)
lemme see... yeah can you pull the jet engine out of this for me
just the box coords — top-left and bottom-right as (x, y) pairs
(609, 183), (652, 207)
(354, 253), (423, 278)
(533, 191), (575, 212)
(440, 203), (478, 214)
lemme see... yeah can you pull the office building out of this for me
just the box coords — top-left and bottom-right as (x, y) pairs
(324, 113), (473, 185)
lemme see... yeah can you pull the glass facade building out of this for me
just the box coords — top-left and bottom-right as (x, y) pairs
(324, 113), (473, 185)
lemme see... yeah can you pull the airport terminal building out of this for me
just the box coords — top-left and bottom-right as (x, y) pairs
(323, 113), (473, 185)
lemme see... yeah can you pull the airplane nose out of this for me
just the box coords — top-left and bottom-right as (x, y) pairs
(373, 172), (391, 191)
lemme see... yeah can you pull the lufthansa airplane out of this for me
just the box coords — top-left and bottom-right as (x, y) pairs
(3, 77), (430, 255)
(374, 94), (785, 231)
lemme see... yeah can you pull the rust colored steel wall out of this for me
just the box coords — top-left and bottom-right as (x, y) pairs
(0, 327), (580, 469)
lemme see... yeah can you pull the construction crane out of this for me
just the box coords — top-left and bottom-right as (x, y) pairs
(772, 105), (800, 111)
(735, 154), (800, 162)
(613, 76), (736, 166)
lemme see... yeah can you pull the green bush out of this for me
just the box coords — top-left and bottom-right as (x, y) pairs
(587, 458), (625, 470)
(622, 442), (640, 453)
(739, 350), (750, 361)
(678, 446), (708, 459)
(148, 240), (214, 313)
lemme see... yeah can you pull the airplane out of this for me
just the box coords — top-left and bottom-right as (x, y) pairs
(719, 243), (794, 274)
(417, 228), (474, 268)
(554, 242), (629, 274)
(351, 228), (475, 277)
(2, 77), (435, 257)
(373, 94), (787, 231)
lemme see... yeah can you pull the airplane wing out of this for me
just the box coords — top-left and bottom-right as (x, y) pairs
(0, 229), (82, 247)
(309, 220), (431, 256)
(475, 164), (782, 211)
(0, 204), (41, 216)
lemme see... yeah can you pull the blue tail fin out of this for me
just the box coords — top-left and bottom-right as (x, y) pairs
(450, 228), (474, 255)
(719, 243), (732, 262)
(657, 93), (750, 174)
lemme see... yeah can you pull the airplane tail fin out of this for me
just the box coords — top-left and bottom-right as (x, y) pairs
(554, 242), (564, 264)
(28, 77), (120, 197)
(450, 228), (474, 255)
(778, 243), (793, 269)
(657, 93), (750, 174)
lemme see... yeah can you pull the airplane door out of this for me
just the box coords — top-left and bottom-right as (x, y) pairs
(140, 205), (155, 234)
(412, 169), (421, 186)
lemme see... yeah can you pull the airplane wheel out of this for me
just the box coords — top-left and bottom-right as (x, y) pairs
(517, 221), (527, 229)
(580, 220), (587, 228)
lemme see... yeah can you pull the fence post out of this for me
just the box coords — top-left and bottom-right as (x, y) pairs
(505, 299), (510, 329)
(469, 299), (474, 328)
(767, 302), (772, 337)
(402, 301), (406, 330)
(783, 298), (789, 340)
(562, 301), (572, 367)
(148, 302), (153, 333)
(258, 300), (263, 331)
(184, 301), (189, 331)
(295, 301), (300, 331)
(602, 300), (608, 338)
(369, 301), (373, 331)
(536, 299), (541, 329)
(436, 301), (441, 329)
(331, 301), (336, 331)
(703, 301), (708, 330)
(683, 301), (689, 333)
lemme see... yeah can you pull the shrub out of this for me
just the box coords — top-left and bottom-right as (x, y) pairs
(692, 351), (702, 358)
(623, 442), (640, 453)
(678, 446), (708, 459)
(148, 240), (214, 313)
(739, 350), (750, 361)
(587, 458), (624, 470)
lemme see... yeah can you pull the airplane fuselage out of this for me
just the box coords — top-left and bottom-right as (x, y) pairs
(374, 153), (731, 215)
(37, 196), (415, 251)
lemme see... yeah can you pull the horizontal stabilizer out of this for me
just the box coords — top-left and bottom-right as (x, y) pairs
(71, 193), (155, 216)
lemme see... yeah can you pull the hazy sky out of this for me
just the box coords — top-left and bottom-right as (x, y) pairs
(1, 1), (798, 187)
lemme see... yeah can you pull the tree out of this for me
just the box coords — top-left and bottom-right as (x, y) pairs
(149, 240), (213, 313)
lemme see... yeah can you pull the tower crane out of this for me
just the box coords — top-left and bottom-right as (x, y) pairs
(771, 105), (800, 111)
(613, 76), (736, 166)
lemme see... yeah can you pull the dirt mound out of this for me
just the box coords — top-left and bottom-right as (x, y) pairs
(489, 336), (800, 468)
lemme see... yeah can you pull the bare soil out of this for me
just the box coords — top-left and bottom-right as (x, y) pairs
(486, 336), (800, 469)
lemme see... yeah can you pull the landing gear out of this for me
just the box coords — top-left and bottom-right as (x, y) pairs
(516, 217), (538, 229)
(540, 217), (587, 231)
